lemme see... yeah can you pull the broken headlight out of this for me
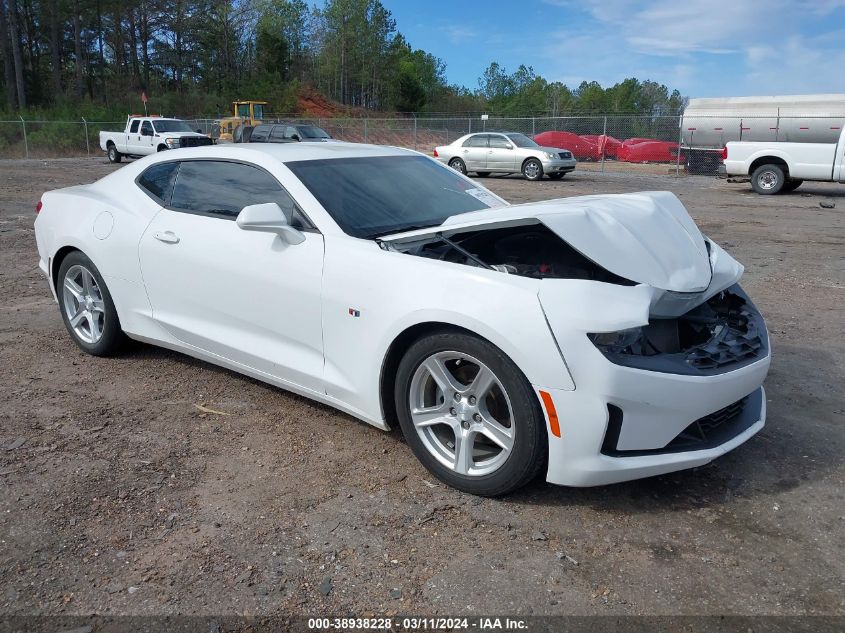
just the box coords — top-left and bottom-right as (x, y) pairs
(588, 327), (644, 353)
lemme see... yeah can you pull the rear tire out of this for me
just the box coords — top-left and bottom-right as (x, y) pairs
(448, 158), (467, 175)
(107, 144), (122, 163)
(394, 331), (547, 496)
(751, 164), (785, 195)
(57, 251), (127, 357)
(522, 158), (544, 181)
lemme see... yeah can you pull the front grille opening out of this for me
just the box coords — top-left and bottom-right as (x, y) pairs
(179, 136), (213, 148)
(601, 392), (758, 457)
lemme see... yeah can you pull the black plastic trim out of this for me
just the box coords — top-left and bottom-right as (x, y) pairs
(601, 387), (763, 457)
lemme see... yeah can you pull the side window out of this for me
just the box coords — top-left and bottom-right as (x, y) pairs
(137, 161), (180, 204)
(129, 119), (140, 133)
(141, 120), (153, 136)
(470, 135), (489, 148)
(269, 126), (287, 141)
(285, 126), (300, 140)
(489, 135), (510, 149)
(169, 160), (312, 229)
(250, 125), (271, 142)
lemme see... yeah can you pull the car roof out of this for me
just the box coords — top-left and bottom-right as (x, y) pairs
(151, 141), (415, 163)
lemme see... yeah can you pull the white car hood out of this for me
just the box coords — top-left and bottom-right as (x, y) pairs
(383, 191), (712, 293)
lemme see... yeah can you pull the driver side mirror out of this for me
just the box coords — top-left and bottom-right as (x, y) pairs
(505, 143), (513, 150)
(196, 128), (202, 134)
(236, 202), (305, 245)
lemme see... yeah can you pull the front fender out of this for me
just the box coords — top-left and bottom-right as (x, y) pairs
(320, 236), (575, 426)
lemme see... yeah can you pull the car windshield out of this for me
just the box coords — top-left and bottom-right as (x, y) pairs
(286, 155), (499, 238)
(154, 120), (194, 133)
(507, 133), (539, 148)
(297, 125), (330, 139)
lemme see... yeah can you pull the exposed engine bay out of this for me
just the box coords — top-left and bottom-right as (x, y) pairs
(385, 222), (636, 285)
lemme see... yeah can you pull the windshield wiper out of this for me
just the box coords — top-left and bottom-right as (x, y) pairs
(367, 222), (442, 239)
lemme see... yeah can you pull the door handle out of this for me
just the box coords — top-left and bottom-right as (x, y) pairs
(154, 230), (180, 244)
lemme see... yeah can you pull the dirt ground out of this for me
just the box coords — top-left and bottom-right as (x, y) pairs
(0, 158), (843, 620)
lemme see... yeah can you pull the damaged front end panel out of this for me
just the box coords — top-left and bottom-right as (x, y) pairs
(588, 284), (767, 375)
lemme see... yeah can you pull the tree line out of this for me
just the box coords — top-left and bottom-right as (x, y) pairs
(0, 0), (686, 118)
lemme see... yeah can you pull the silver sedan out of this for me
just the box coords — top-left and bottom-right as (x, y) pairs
(434, 132), (577, 181)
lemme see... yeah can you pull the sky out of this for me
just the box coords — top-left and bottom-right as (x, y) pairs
(381, 0), (845, 98)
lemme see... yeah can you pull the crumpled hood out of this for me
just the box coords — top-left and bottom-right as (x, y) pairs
(383, 191), (712, 292)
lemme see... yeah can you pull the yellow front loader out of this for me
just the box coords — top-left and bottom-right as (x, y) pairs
(215, 100), (268, 142)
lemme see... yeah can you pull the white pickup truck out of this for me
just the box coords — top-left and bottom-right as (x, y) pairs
(723, 127), (845, 194)
(99, 116), (213, 163)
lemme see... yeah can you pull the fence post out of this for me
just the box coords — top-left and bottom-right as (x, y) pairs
(601, 115), (607, 173)
(19, 115), (28, 159)
(82, 117), (90, 156)
(364, 118), (368, 142)
(675, 114), (683, 176)
(468, 117), (471, 134)
(532, 117), (535, 136)
(413, 115), (417, 150)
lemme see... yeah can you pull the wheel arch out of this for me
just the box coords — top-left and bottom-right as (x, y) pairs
(51, 245), (83, 294)
(379, 321), (509, 429)
(157, 144), (168, 152)
(749, 155), (790, 177)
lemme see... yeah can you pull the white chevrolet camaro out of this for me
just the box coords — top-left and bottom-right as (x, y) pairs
(34, 142), (771, 496)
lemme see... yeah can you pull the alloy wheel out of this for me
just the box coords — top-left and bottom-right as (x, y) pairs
(408, 351), (515, 477)
(62, 264), (106, 344)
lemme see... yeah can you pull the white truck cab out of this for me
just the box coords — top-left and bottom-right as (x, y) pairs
(723, 127), (845, 194)
(99, 116), (212, 163)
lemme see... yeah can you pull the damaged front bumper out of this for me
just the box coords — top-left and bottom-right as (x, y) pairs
(538, 279), (770, 487)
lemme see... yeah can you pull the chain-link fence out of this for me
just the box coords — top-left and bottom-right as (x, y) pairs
(3, 114), (842, 177)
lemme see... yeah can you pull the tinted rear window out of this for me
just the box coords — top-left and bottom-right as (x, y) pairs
(137, 161), (180, 203)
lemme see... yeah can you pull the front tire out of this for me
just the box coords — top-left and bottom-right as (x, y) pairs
(448, 158), (467, 175)
(394, 331), (547, 496)
(107, 144), (122, 163)
(751, 164), (785, 194)
(57, 251), (127, 357)
(522, 158), (544, 181)
(548, 172), (565, 180)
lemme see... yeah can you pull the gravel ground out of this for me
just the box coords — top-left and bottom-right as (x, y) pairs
(0, 158), (843, 619)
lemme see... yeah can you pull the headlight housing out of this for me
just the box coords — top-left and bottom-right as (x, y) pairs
(544, 151), (556, 159)
(587, 327), (644, 353)
(165, 137), (178, 147)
